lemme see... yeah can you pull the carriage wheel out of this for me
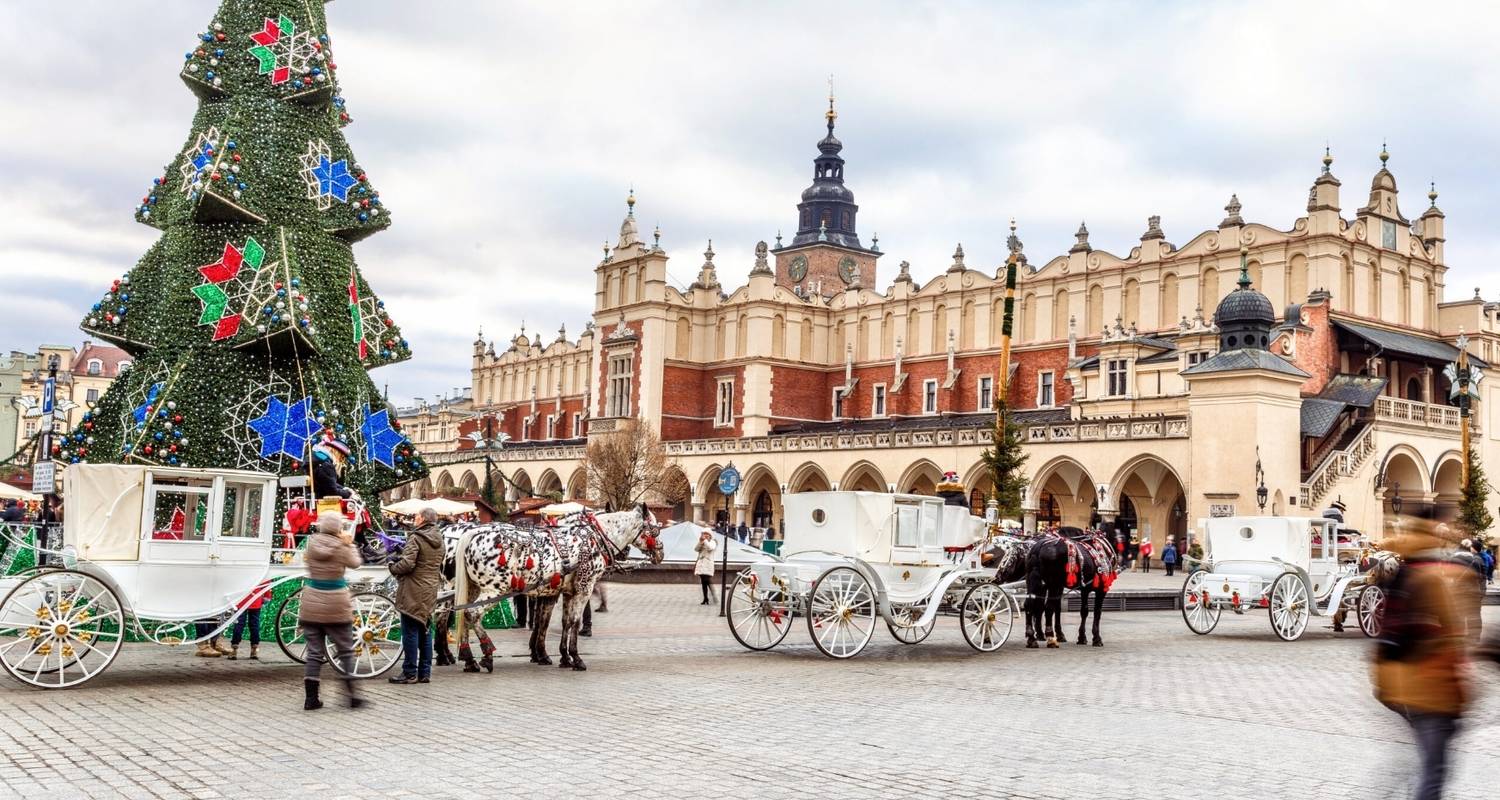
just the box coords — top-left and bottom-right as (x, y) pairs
(886, 600), (936, 645)
(345, 592), (401, 678)
(959, 583), (1014, 653)
(274, 589), (307, 663)
(727, 568), (794, 651)
(0, 569), (124, 689)
(1269, 573), (1310, 641)
(1358, 585), (1385, 638)
(1180, 571), (1221, 635)
(806, 566), (876, 659)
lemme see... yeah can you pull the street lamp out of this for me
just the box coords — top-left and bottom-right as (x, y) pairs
(1254, 448), (1267, 512)
(1390, 482), (1403, 516)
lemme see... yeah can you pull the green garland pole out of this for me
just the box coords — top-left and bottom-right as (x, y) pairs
(984, 245), (1028, 526)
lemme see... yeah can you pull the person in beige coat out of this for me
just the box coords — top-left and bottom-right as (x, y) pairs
(299, 512), (364, 711)
(694, 529), (717, 605)
(388, 507), (445, 684)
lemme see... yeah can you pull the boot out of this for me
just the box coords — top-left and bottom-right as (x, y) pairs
(213, 639), (234, 656)
(344, 680), (365, 709)
(195, 643), (220, 658)
(303, 679), (323, 711)
(249, 644), (260, 660)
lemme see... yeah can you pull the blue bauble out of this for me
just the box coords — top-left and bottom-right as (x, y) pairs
(226, 140), (236, 149)
(92, 303), (101, 312)
(117, 306), (126, 314)
(205, 71), (215, 80)
(357, 213), (368, 221)
(214, 49), (224, 57)
(184, 53), (193, 60)
(153, 432), (164, 441)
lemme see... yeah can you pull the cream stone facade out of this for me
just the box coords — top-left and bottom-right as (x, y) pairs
(394, 114), (1499, 552)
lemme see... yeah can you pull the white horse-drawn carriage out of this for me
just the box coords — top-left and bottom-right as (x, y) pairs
(1180, 514), (1386, 641)
(0, 464), (403, 689)
(726, 491), (1018, 658)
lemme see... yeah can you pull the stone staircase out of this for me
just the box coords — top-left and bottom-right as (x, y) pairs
(1299, 423), (1376, 509)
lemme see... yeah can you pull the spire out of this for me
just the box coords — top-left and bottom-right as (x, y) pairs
(871, 232), (880, 253)
(691, 239), (720, 290)
(1006, 218), (1028, 269)
(1219, 194), (1244, 228)
(791, 89), (862, 249)
(602, 241), (611, 263)
(948, 243), (966, 273)
(1321, 145), (1333, 175)
(1379, 140), (1389, 166)
(652, 224), (661, 249)
(615, 188), (639, 249)
(1428, 181), (1439, 208)
(1069, 221), (1091, 253)
(1237, 245), (1252, 289)
(775, 230), (782, 248)
(627, 185), (636, 217)
(557, 323), (567, 342)
(825, 74), (837, 137)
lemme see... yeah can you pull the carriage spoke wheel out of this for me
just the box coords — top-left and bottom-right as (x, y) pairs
(1269, 573), (1310, 641)
(1358, 585), (1385, 638)
(727, 568), (793, 651)
(886, 600), (936, 645)
(0, 569), (123, 689)
(806, 567), (876, 659)
(960, 583), (1015, 652)
(1180, 571), (1221, 635)
(274, 589), (308, 663)
(343, 593), (401, 679)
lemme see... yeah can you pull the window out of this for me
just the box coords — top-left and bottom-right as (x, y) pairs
(1106, 359), (1129, 397)
(605, 353), (633, 417)
(86, 359), (102, 376)
(831, 388), (845, 420)
(1381, 219), (1397, 250)
(117, 361), (131, 372)
(923, 379), (938, 414)
(895, 504), (919, 547)
(872, 383), (887, 418)
(1186, 351), (1209, 367)
(24, 422), (36, 438)
(86, 388), (99, 405)
(977, 376), (993, 412)
(220, 483), (265, 539)
(521, 418), (532, 441)
(572, 414), (584, 438)
(545, 414), (556, 440)
(1037, 371), (1054, 407)
(715, 378), (734, 427)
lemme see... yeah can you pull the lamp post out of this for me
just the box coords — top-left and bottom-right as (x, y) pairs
(37, 355), (60, 557)
(717, 463), (740, 617)
(1254, 448), (1268, 513)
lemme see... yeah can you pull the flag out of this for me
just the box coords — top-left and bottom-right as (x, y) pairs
(348, 268), (366, 358)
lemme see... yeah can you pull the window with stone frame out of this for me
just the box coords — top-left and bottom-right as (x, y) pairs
(606, 352), (633, 418)
(1186, 350), (1210, 368)
(1106, 359), (1129, 397)
(977, 376), (993, 412)
(715, 378), (735, 427)
(545, 414), (556, 440)
(1037, 371), (1055, 407)
(572, 412), (585, 438)
(832, 387), (845, 420)
(923, 379), (938, 414)
(872, 383), (887, 418)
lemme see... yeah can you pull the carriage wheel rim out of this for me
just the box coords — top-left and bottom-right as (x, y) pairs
(340, 594), (401, 677)
(1181, 573), (1220, 634)
(0, 571), (124, 689)
(1270, 576), (1309, 639)
(809, 570), (874, 658)
(961, 584), (1013, 651)
(727, 570), (792, 651)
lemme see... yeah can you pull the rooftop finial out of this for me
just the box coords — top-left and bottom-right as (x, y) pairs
(626, 185), (636, 216)
(1379, 140), (1389, 166)
(1238, 245), (1251, 289)
(1070, 221), (1091, 253)
(826, 74), (837, 133)
(871, 232), (880, 252)
(817, 220), (828, 242)
(1322, 144), (1333, 174)
(652, 224), (661, 248)
(775, 229), (782, 248)
(1428, 181), (1439, 207)
(602, 240), (611, 262)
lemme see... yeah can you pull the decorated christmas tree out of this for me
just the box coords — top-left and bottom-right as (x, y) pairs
(1457, 446), (1493, 544)
(57, 0), (426, 498)
(981, 399), (1029, 519)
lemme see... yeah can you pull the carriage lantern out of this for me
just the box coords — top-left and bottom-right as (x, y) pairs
(1389, 483), (1403, 516)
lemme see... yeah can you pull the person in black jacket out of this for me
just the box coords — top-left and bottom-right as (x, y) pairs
(311, 438), (355, 500)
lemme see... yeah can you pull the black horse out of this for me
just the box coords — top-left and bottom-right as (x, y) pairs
(1025, 527), (1120, 648)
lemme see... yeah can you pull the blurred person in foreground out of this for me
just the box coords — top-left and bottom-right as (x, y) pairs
(1371, 517), (1480, 800)
(299, 511), (365, 710)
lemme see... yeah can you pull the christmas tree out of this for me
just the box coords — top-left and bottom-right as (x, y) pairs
(58, 1), (426, 498)
(1457, 446), (1494, 544)
(981, 399), (1028, 519)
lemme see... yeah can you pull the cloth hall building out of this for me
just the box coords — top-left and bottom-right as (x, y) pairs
(395, 108), (1500, 550)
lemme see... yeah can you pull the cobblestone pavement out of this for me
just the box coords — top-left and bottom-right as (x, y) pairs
(2, 583), (1498, 799)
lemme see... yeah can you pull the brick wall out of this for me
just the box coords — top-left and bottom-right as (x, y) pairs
(769, 364), (837, 425)
(1007, 345), (1089, 409)
(1278, 302), (1339, 395)
(597, 320), (644, 423)
(660, 363), (744, 440)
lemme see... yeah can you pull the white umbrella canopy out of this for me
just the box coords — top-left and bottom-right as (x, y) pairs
(0, 482), (39, 501)
(539, 501), (587, 517)
(381, 498), (428, 516)
(382, 497), (475, 517)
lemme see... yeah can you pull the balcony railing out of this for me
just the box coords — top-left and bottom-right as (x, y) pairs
(1374, 397), (1474, 433)
(1024, 416), (1190, 444)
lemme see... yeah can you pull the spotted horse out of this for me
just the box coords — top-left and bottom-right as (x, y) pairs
(445, 505), (664, 671)
(434, 522), (497, 672)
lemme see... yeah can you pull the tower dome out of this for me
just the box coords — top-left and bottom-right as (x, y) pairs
(1213, 247), (1275, 351)
(788, 91), (864, 250)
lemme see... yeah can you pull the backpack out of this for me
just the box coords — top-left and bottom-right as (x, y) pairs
(1374, 560), (1444, 663)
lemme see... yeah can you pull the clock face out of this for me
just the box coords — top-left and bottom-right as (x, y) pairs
(839, 256), (859, 284)
(788, 255), (808, 282)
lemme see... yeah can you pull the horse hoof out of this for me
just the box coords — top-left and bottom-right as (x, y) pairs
(535, 656), (552, 666)
(558, 659), (573, 669)
(1046, 639), (1058, 649)
(1075, 637), (1088, 646)
(481, 658), (494, 674)
(1025, 640), (1038, 649)
(1092, 639), (1103, 647)
(572, 662), (587, 672)
(463, 663), (480, 674)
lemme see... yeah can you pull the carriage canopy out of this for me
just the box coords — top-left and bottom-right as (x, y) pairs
(1202, 516), (1333, 571)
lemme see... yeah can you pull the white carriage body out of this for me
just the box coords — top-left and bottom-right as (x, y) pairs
(1200, 515), (1349, 603)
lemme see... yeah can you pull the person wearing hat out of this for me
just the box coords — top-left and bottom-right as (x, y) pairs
(312, 437), (356, 501)
(474, 497), (500, 524)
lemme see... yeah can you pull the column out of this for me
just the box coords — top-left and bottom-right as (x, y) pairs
(690, 503), (706, 525)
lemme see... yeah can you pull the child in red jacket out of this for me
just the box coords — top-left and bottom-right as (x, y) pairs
(229, 582), (272, 660)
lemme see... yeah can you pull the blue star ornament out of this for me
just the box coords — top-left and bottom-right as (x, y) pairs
(132, 383), (165, 426)
(359, 404), (406, 468)
(247, 395), (321, 460)
(313, 156), (357, 203)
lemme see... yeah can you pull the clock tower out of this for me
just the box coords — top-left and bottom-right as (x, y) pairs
(773, 92), (880, 297)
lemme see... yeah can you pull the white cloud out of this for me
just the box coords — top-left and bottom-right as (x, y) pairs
(2, 0), (1497, 405)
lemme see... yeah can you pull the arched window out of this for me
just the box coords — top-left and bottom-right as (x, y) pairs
(881, 312), (894, 358)
(1123, 279), (1140, 329)
(86, 359), (103, 376)
(800, 318), (814, 361)
(675, 317), (691, 359)
(1087, 284), (1104, 335)
(1052, 290), (1070, 340)
(1021, 293), (1036, 342)
(1341, 256), (1355, 313)
(773, 314), (786, 358)
(1160, 273), (1179, 327)
(1287, 253), (1308, 306)
(1406, 376), (1422, 401)
(1199, 266), (1220, 314)
(960, 300), (975, 349)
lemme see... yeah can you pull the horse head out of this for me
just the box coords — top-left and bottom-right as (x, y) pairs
(987, 535), (1029, 584)
(593, 503), (665, 565)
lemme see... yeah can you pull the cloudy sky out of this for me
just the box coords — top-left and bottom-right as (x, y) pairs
(3, 1), (1497, 404)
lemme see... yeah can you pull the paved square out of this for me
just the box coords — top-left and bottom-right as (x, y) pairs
(1, 583), (1497, 799)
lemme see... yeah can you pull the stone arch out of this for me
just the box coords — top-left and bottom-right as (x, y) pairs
(840, 460), (887, 493)
(1028, 455), (1099, 529)
(897, 458), (944, 495)
(1086, 283), (1104, 335)
(1021, 292), (1036, 342)
(1379, 446), (1429, 512)
(510, 468), (534, 498)
(1108, 454), (1188, 551)
(1052, 289), (1070, 339)
(536, 468), (564, 498)
(961, 461), (995, 516)
(773, 314), (786, 358)
(459, 470), (480, 495)
(417, 476), (433, 498)
(1122, 278), (1140, 328)
(1432, 451), (1464, 520)
(675, 316), (691, 359)
(787, 462), (832, 494)
(658, 466), (691, 522)
(1200, 266), (1220, 312)
(931, 303), (947, 355)
(881, 311), (894, 358)
(566, 468), (588, 502)
(436, 471), (455, 494)
(1287, 253), (1308, 305)
(741, 463), (781, 530)
(800, 318), (813, 361)
(1159, 272), (1179, 328)
(960, 300), (976, 350)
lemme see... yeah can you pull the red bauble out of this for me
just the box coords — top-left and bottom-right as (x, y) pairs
(83, 422), (93, 430)
(215, 32), (225, 41)
(173, 415), (183, 423)
(143, 446), (153, 455)
(290, 461), (301, 470)
(168, 445), (177, 453)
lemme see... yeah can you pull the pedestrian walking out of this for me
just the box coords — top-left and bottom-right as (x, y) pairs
(1162, 540), (1178, 577)
(1139, 537), (1153, 573)
(228, 581), (270, 660)
(694, 529), (717, 605)
(735, 521), (749, 544)
(299, 512), (365, 711)
(388, 507), (445, 685)
(1371, 519), (1479, 800)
